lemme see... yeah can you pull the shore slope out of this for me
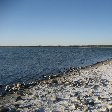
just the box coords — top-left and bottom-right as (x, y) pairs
(0, 59), (112, 112)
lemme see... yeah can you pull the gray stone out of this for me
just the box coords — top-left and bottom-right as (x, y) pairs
(9, 108), (17, 112)
(0, 107), (9, 112)
(36, 108), (45, 112)
(15, 96), (22, 102)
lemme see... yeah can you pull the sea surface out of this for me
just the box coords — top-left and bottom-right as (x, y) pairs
(0, 47), (112, 85)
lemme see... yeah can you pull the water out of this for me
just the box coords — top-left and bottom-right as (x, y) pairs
(0, 47), (112, 85)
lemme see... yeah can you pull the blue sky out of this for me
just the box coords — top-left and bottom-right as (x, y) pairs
(0, 0), (112, 46)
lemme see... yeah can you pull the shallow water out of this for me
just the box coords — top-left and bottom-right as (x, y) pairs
(0, 47), (112, 85)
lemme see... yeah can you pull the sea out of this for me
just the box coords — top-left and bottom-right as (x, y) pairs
(0, 47), (112, 85)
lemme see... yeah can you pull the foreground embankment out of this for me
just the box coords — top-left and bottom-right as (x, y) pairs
(0, 59), (112, 112)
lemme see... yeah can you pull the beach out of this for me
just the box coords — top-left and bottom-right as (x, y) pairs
(0, 59), (112, 112)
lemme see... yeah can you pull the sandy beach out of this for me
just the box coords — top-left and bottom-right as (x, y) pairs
(0, 59), (112, 112)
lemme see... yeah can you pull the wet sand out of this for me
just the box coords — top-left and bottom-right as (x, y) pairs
(0, 59), (112, 112)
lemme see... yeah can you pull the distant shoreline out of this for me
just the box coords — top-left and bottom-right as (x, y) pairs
(0, 45), (112, 48)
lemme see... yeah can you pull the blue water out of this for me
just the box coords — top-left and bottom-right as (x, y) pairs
(0, 47), (112, 85)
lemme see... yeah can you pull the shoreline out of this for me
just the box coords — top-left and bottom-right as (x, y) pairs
(0, 47), (112, 86)
(0, 59), (112, 112)
(0, 58), (112, 93)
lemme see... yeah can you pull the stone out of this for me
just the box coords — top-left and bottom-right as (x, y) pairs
(109, 108), (112, 112)
(5, 85), (10, 92)
(52, 80), (58, 84)
(74, 92), (80, 97)
(36, 108), (45, 112)
(19, 104), (32, 108)
(93, 85), (99, 90)
(9, 108), (17, 112)
(73, 79), (84, 87)
(17, 90), (24, 96)
(0, 91), (6, 97)
(100, 79), (109, 86)
(0, 84), (3, 89)
(16, 96), (22, 102)
(0, 107), (9, 112)
(88, 100), (95, 106)
(14, 104), (20, 108)
(16, 110), (21, 112)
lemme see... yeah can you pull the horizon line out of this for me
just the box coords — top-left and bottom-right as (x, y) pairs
(0, 45), (112, 47)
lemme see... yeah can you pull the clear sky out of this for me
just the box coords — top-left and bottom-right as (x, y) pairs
(0, 0), (112, 46)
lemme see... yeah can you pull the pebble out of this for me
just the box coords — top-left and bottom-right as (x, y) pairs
(16, 96), (23, 102)
(0, 84), (3, 89)
(36, 108), (45, 112)
(0, 107), (9, 112)
(9, 108), (17, 112)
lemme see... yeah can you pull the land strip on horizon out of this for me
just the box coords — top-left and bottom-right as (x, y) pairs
(0, 45), (112, 48)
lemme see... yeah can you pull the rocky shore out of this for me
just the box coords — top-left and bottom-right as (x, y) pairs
(0, 59), (112, 112)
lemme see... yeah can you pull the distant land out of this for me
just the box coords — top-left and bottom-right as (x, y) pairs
(0, 45), (112, 48)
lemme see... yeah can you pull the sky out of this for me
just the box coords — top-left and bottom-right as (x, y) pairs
(0, 0), (112, 46)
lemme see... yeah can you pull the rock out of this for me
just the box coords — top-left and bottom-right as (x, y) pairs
(73, 79), (84, 87)
(83, 95), (95, 106)
(11, 84), (17, 91)
(19, 104), (32, 108)
(28, 81), (37, 86)
(54, 96), (62, 102)
(50, 75), (58, 79)
(16, 83), (22, 90)
(17, 90), (24, 96)
(14, 104), (20, 108)
(36, 108), (45, 112)
(100, 79), (109, 86)
(100, 108), (109, 112)
(93, 85), (99, 90)
(16, 83), (21, 88)
(9, 108), (17, 112)
(52, 80), (58, 84)
(5, 85), (10, 92)
(15, 96), (22, 102)
(88, 100), (95, 106)
(0, 84), (3, 89)
(106, 108), (109, 112)
(0, 107), (9, 112)
(23, 84), (30, 89)
(109, 108), (112, 112)
(0, 91), (6, 97)
(93, 91), (101, 96)
(74, 91), (80, 97)
(16, 110), (20, 112)
(52, 110), (61, 112)
(75, 103), (83, 110)
(28, 92), (33, 95)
